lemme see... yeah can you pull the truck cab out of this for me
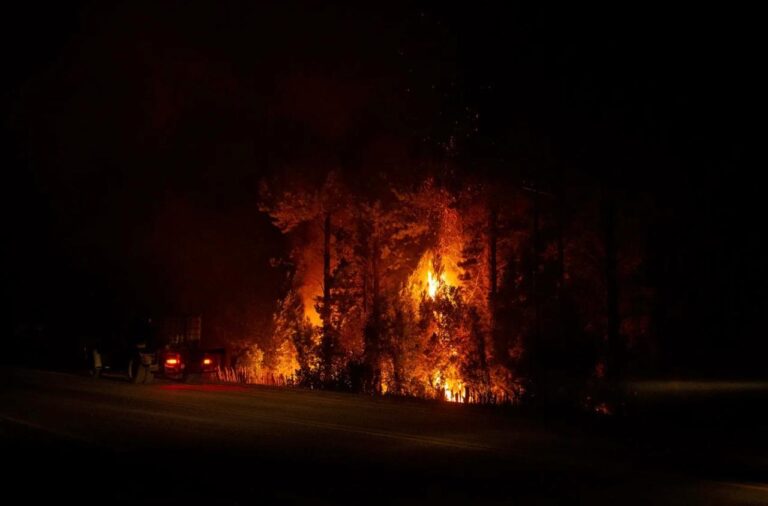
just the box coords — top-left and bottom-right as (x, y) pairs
(88, 318), (158, 383)
(88, 315), (224, 384)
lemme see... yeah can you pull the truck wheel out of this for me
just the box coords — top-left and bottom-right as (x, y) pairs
(129, 359), (146, 384)
(134, 365), (147, 384)
(91, 350), (102, 379)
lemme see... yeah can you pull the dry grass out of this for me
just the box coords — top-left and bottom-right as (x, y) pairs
(215, 366), (295, 386)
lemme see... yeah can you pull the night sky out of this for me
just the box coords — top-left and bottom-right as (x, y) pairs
(3, 3), (763, 375)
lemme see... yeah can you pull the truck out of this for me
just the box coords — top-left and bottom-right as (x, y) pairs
(87, 316), (224, 383)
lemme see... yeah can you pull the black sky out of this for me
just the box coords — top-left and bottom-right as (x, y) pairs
(3, 2), (763, 374)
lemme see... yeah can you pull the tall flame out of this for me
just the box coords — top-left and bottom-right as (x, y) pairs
(426, 270), (450, 300)
(408, 252), (458, 303)
(427, 271), (439, 299)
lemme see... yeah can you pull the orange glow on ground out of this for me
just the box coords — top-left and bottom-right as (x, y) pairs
(159, 384), (248, 392)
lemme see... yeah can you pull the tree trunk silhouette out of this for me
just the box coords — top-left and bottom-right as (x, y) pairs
(557, 188), (565, 314)
(489, 203), (498, 324)
(603, 189), (621, 382)
(486, 202), (498, 392)
(532, 191), (541, 344)
(370, 233), (382, 393)
(321, 211), (333, 383)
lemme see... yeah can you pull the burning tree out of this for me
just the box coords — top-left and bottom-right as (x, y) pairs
(256, 168), (652, 407)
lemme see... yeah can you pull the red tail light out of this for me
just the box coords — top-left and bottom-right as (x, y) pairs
(202, 358), (212, 366)
(166, 358), (179, 365)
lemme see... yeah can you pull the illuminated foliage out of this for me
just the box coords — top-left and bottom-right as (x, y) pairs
(256, 171), (652, 405)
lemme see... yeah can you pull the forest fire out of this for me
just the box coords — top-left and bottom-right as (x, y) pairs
(245, 171), (652, 407)
(6, 4), (758, 504)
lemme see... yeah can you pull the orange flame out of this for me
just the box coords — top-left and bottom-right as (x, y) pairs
(427, 270), (439, 299)
(410, 252), (458, 303)
(433, 370), (465, 403)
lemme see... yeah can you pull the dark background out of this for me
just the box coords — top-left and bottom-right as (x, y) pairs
(2, 2), (763, 376)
